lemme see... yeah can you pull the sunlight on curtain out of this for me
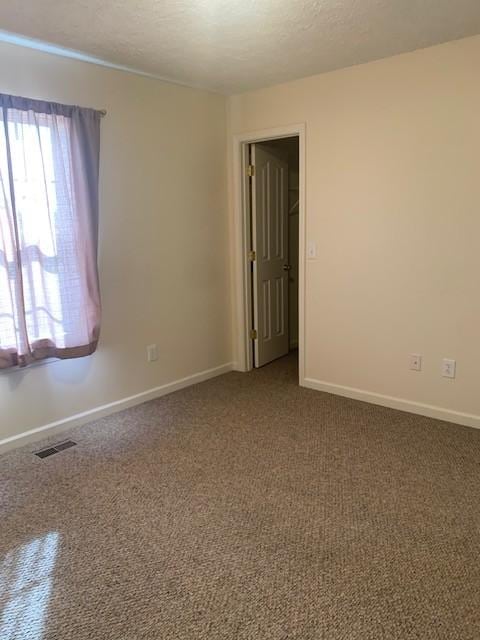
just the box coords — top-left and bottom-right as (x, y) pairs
(0, 532), (59, 639)
(0, 94), (101, 369)
(6, 112), (66, 346)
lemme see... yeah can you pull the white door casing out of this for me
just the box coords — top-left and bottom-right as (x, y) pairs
(231, 123), (305, 379)
(251, 143), (289, 367)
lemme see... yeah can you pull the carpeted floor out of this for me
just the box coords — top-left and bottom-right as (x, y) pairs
(1, 353), (480, 639)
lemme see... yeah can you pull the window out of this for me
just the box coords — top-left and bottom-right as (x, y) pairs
(0, 94), (102, 370)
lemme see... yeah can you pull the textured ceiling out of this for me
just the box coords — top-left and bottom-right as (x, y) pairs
(1, 1), (480, 94)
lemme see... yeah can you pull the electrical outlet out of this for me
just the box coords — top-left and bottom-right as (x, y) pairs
(442, 358), (456, 379)
(307, 241), (317, 259)
(147, 344), (158, 362)
(409, 354), (422, 371)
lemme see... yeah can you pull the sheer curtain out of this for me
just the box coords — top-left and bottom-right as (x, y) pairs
(0, 94), (102, 369)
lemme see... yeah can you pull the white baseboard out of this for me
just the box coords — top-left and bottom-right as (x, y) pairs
(302, 377), (480, 430)
(0, 362), (234, 455)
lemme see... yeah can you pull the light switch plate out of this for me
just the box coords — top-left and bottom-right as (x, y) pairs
(147, 344), (158, 362)
(307, 241), (317, 259)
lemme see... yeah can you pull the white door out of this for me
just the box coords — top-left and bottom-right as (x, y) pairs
(251, 142), (290, 367)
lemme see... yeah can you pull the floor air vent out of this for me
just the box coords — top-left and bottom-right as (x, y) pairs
(34, 440), (77, 459)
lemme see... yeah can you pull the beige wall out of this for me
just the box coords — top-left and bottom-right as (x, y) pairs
(228, 35), (480, 423)
(2, 34), (479, 444)
(0, 41), (231, 443)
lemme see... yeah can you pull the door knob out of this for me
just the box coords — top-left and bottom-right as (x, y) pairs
(282, 264), (292, 271)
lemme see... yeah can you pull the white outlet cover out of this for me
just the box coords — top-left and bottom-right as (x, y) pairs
(442, 358), (456, 379)
(409, 354), (422, 371)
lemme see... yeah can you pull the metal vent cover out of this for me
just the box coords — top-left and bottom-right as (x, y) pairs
(34, 440), (77, 459)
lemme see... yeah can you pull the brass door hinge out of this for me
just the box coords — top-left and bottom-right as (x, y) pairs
(250, 329), (258, 340)
(248, 250), (256, 262)
(247, 164), (255, 177)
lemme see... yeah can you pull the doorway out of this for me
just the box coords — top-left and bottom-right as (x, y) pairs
(247, 137), (299, 368)
(232, 123), (305, 382)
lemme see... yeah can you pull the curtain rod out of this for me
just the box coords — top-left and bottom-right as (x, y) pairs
(99, 109), (107, 117)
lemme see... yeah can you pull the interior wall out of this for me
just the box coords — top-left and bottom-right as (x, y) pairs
(0, 41), (231, 444)
(228, 35), (480, 424)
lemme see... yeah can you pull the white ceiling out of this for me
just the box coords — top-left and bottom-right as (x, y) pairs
(1, 0), (480, 94)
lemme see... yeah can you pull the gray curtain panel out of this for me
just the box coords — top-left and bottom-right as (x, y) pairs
(0, 94), (102, 369)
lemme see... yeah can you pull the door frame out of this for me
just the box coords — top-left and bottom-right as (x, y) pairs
(232, 123), (306, 384)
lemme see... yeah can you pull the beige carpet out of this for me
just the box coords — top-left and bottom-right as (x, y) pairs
(1, 353), (479, 639)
